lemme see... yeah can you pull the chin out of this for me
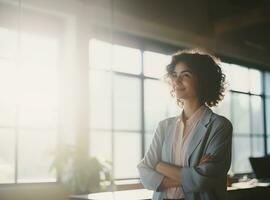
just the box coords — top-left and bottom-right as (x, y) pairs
(176, 95), (186, 100)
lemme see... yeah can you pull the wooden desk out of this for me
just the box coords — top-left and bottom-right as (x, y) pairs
(228, 184), (270, 200)
(70, 185), (270, 200)
(70, 189), (152, 200)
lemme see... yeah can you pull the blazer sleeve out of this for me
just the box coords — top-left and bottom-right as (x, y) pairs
(137, 121), (165, 191)
(181, 117), (233, 193)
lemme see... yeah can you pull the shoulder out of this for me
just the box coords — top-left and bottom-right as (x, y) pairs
(208, 111), (233, 137)
(154, 116), (178, 138)
(210, 112), (232, 129)
(158, 115), (178, 128)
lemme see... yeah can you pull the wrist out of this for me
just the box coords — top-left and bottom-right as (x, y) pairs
(155, 162), (160, 171)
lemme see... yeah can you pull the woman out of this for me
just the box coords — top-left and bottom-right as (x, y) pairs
(137, 49), (233, 200)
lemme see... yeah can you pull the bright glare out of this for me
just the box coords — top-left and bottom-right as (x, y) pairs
(0, 29), (59, 183)
(224, 63), (249, 92)
(89, 39), (112, 70)
(113, 44), (141, 74)
(144, 51), (170, 79)
(249, 68), (262, 94)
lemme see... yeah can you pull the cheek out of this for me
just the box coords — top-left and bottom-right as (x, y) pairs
(172, 81), (180, 88)
(183, 81), (198, 94)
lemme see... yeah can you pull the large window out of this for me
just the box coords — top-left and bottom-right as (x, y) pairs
(89, 38), (270, 180)
(89, 39), (178, 180)
(265, 73), (270, 154)
(214, 63), (266, 173)
(0, 26), (59, 183)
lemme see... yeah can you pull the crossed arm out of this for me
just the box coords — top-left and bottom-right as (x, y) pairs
(155, 154), (213, 191)
(138, 118), (232, 193)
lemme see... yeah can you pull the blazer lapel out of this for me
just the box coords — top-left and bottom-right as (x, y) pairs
(186, 107), (213, 165)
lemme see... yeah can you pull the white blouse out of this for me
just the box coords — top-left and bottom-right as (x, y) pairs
(166, 105), (207, 199)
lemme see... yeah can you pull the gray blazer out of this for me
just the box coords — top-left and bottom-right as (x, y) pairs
(137, 107), (233, 200)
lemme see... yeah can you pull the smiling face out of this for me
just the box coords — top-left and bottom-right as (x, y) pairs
(170, 62), (199, 100)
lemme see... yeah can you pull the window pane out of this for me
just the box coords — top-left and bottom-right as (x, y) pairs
(232, 93), (250, 134)
(113, 45), (141, 74)
(114, 132), (141, 179)
(144, 51), (170, 78)
(250, 96), (264, 134)
(19, 66), (58, 96)
(144, 79), (169, 131)
(266, 98), (270, 135)
(0, 27), (17, 59)
(18, 104), (58, 128)
(265, 72), (270, 97)
(249, 69), (262, 95)
(89, 70), (112, 130)
(233, 137), (252, 173)
(251, 137), (264, 157)
(0, 129), (15, 183)
(113, 75), (141, 130)
(213, 91), (231, 120)
(18, 33), (59, 128)
(20, 33), (59, 92)
(0, 59), (17, 126)
(89, 130), (112, 162)
(18, 65), (58, 113)
(226, 64), (249, 92)
(18, 129), (57, 183)
(89, 39), (112, 70)
(21, 32), (59, 66)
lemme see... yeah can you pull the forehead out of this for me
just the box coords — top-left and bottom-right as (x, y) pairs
(174, 62), (190, 72)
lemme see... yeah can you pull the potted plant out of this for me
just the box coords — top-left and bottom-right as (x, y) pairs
(50, 145), (112, 195)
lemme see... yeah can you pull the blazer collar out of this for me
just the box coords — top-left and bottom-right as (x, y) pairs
(200, 106), (213, 127)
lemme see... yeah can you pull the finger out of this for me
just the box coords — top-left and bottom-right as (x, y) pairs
(199, 158), (209, 164)
(200, 156), (209, 163)
(201, 154), (210, 159)
(199, 155), (214, 165)
(203, 156), (214, 162)
(201, 154), (211, 161)
(205, 153), (212, 158)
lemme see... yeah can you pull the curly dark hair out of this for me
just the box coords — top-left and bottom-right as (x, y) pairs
(163, 49), (226, 107)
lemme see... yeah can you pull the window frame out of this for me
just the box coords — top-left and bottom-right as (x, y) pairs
(89, 34), (270, 179)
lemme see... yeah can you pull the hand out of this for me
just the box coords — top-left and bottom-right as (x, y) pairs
(158, 177), (180, 191)
(199, 154), (214, 165)
(155, 162), (161, 171)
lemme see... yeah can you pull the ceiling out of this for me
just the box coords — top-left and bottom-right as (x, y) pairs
(208, 0), (270, 52)
(2, 0), (269, 67)
(111, 0), (270, 66)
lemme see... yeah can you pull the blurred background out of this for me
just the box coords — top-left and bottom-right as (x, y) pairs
(0, 0), (270, 200)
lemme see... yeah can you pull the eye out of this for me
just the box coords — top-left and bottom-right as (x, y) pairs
(183, 73), (190, 77)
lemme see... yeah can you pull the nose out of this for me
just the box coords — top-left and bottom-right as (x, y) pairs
(174, 75), (183, 84)
(173, 79), (183, 89)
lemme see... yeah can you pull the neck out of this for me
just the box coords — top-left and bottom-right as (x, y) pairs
(182, 98), (204, 120)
